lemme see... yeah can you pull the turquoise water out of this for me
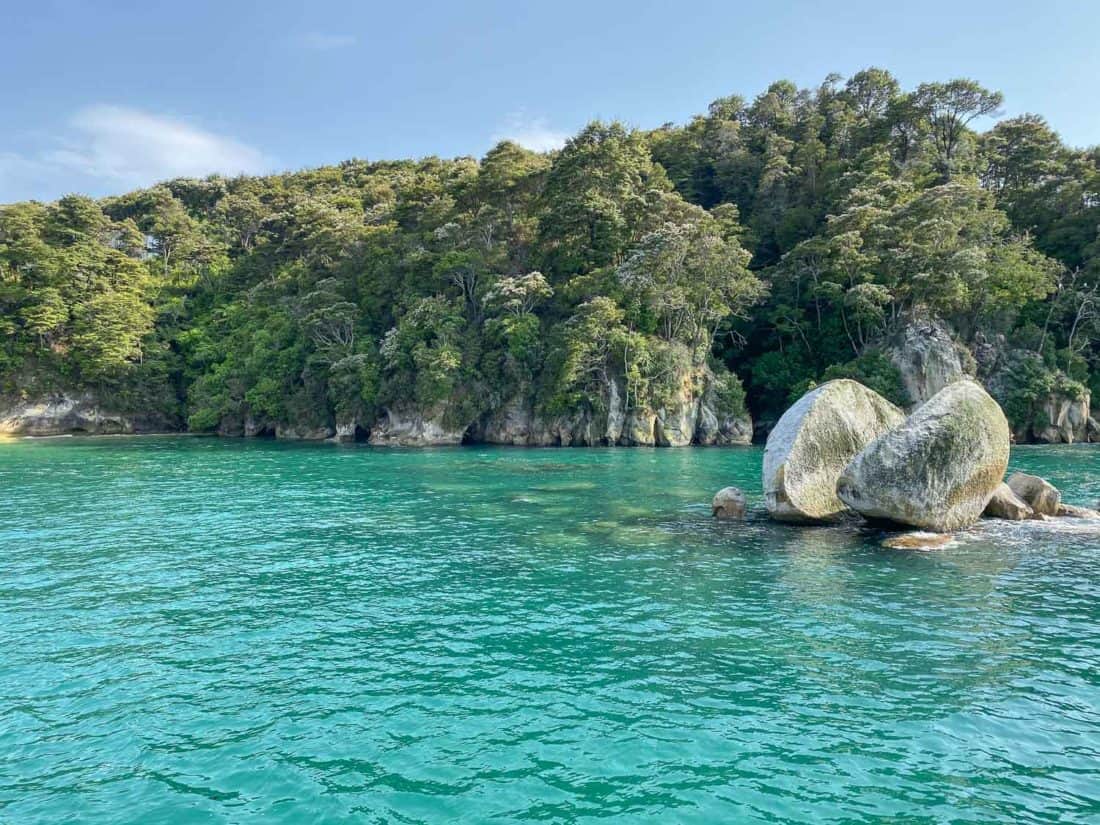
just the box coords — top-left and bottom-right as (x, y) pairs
(1, 438), (1098, 824)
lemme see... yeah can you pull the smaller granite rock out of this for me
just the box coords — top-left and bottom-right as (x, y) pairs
(882, 532), (954, 550)
(1006, 472), (1061, 517)
(1055, 503), (1100, 519)
(712, 487), (747, 520)
(983, 483), (1034, 520)
(1088, 416), (1100, 443)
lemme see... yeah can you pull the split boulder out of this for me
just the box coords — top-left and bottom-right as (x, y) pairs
(836, 380), (1010, 532)
(762, 380), (905, 523)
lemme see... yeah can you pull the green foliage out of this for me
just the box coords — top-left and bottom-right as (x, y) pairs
(821, 350), (910, 408)
(1, 69), (1095, 439)
(995, 352), (1088, 433)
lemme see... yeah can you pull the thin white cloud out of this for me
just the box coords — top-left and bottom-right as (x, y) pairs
(0, 106), (272, 202)
(492, 113), (569, 153)
(295, 32), (357, 50)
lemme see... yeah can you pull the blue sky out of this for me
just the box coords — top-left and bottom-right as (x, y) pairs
(2, 0), (1098, 202)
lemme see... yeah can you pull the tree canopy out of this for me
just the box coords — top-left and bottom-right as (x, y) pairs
(1, 69), (1096, 435)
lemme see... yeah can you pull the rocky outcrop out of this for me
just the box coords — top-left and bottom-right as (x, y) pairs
(1089, 416), (1100, 443)
(712, 487), (746, 519)
(474, 393), (624, 447)
(369, 405), (469, 446)
(1056, 503), (1100, 519)
(473, 365), (752, 447)
(1006, 472), (1061, 516)
(763, 379), (905, 523)
(1032, 390), (1091, 444)
(275, 423), (335, 441)
(887, 313), (971, 408)
(837, 380), (1009, 532)
(984, 483), (1034, 520)
(695, 374), (753, 445)
(0, 393), (175, 436)
(976, 338), (1092, 444)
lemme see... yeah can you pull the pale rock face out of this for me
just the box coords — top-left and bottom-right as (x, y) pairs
(694, 380), (753, 446)
(0, 393), (171, 435)
(655, 405), (695, 447)
(1032, 391), (1091, 444)
(244, 416), (273, 438)
(275, 423), (335, 441)
(368, 405), (468, 446)
(1006, 472), (1061, 516)
(984, 483), (1034, 520)
(763, 379), (905, 523)
(837, 380), (1010, 532)
(712, 487), (747, 519)
(475, 366), (753, 447)
(333, 419), (365, 442)
(1088, 416), (1100, 443)
(620, 411), (657, 446)
(887, 314), (970, 408)
(476, 397), (538, 445)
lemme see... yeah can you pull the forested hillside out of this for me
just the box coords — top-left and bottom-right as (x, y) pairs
(1, 69), (1097, 443)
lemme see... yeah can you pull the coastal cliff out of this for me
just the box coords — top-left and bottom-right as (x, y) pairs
(0, 393), (176, 436)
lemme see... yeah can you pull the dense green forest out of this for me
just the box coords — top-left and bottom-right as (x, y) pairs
(1, 69), (1097, 442)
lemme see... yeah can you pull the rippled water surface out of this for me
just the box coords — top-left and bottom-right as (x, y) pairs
(1, 438), (1099, 823)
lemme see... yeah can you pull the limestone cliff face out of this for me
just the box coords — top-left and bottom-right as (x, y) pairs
(886, 314), (1093, 444)
(1031, 391), (1091, 444)
(368, 404), (468, 446)
(974, 333), (1093, 444)
(472, 364), (752, 448)
(0, 393), (176, 436)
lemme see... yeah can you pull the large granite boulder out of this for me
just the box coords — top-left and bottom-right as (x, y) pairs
(983, 483), (1034, 520)
(1006, 472), (1061, 516)
(836, 380), (1010, 532)
(763, 380), (905, 523)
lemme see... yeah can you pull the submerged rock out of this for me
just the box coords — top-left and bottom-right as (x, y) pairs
(983, 483), (1034, 521)
(763, 379), (905, 523)
(712, 487), (747, 520)
(881, 532), (954, 550)
(1006, 472), (1061, 517)
(837, 380), (1009, 532)
(1055, 503), (1100, 519)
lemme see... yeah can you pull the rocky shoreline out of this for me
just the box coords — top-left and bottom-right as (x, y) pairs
(715, 377), (1100, 545)
(6, 313), (1097, 447)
